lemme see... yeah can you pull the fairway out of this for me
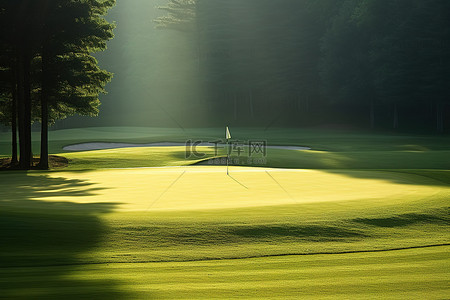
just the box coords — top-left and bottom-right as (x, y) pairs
(2, 246), (448, 299)
(1, 129), (450, 299)
(1, 129), (449, 299)
(1, 157), (449, 298)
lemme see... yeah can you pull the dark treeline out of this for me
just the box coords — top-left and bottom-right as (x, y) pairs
(1, 0), (448, 151)
(0, 0), (115, 169)
(157, 0), (450, 132)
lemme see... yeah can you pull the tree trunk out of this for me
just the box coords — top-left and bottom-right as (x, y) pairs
(18, 51), (32, 169)
(24, 51), (33, 167)
(38, 94), (49, 169)
(39, 49), (49, 169)
(393, 103), (399, 129)
(10, 68), (18, 165)
(17, 54), (27, 168)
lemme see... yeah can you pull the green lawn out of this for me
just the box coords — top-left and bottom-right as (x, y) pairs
(2, 247), (448, 299)
(0, 127), (449, 299)
(1, 126), (450, 155)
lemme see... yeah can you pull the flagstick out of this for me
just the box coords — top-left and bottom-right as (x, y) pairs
(225, 126), (231, 175)
(226, 138), (229, 175)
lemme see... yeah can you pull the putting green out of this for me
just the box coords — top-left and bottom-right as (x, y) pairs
(25, 166), (444, 212)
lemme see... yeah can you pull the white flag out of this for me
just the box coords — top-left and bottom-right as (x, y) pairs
(226, 126), (231, 139)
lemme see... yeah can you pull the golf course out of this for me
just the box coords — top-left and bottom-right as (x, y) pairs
(1, 0), (450, 298)
(0, 127), (449, 299)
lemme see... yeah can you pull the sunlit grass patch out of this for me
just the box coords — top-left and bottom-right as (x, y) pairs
(4, 167), (444, 212)
(30, 246), (447, 300)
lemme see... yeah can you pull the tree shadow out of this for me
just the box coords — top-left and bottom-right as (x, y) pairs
(198, 148), (450, 187)
(229, 224), (366, 242)
(0, 172), (128, 299)
(353, 210), (450, 228)
(302, 169), (450, 191)
(323, 169), (450, 188)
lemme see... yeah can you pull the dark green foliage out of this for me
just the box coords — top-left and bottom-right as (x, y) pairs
(320, 0), (450, 130)
(40, 0), (115, 122)
(0, 0), (115, 169)
(154, 0), (450, 131)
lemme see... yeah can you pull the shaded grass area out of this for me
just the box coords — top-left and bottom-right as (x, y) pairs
(0, 173), (126, 298)
(391, 169), (450, 185)
(243, 148), (450, 170)
(353, 212), (450, 228)
(1, 126), (449, 154)
(62, 146), (218, 170)
(0, 127), (448, 171)
(230, 224), (366, 239)
(43, 146), (450, 171)
(0, 155), (69, 170)
(1, 197), (448, 299)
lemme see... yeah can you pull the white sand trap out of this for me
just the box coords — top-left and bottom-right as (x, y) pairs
(63, 142), (310, 151)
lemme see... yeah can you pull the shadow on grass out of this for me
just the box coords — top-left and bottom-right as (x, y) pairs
(63, 148), (219, 170)
(0, 172), (128, 299)
(322, 169), (450, 188)
(229, 224), (366, 241)
(249, 148), (450, 171)
(353, 210), (450, 228)
(108, 222), (367, 248)
(199, 149), (450, 186)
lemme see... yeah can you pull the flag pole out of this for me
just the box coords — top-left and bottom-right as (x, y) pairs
(226, 138), (229, 175)
(226, 126), (231, 175)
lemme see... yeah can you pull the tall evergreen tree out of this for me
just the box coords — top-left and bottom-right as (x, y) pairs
(0, 0), (115, 169)
(38, 0), (115, 169)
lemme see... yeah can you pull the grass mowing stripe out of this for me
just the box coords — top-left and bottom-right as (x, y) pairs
(1, 244), (448, 269)
(2, 246), (446, 299)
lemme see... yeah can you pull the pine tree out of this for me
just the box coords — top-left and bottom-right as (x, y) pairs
(38, 0), (115, 169)
(0, 0), (115, 169)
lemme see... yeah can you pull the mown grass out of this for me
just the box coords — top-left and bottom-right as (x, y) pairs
(2, 246), (448, 299)
(0, 166), (449, 298)
(1, 126), (449, 171)
(1, 126), (450, 155)
(0, 127), (449, 299)
(52, 145), (450, 171)
(61, 146), (217, 170)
